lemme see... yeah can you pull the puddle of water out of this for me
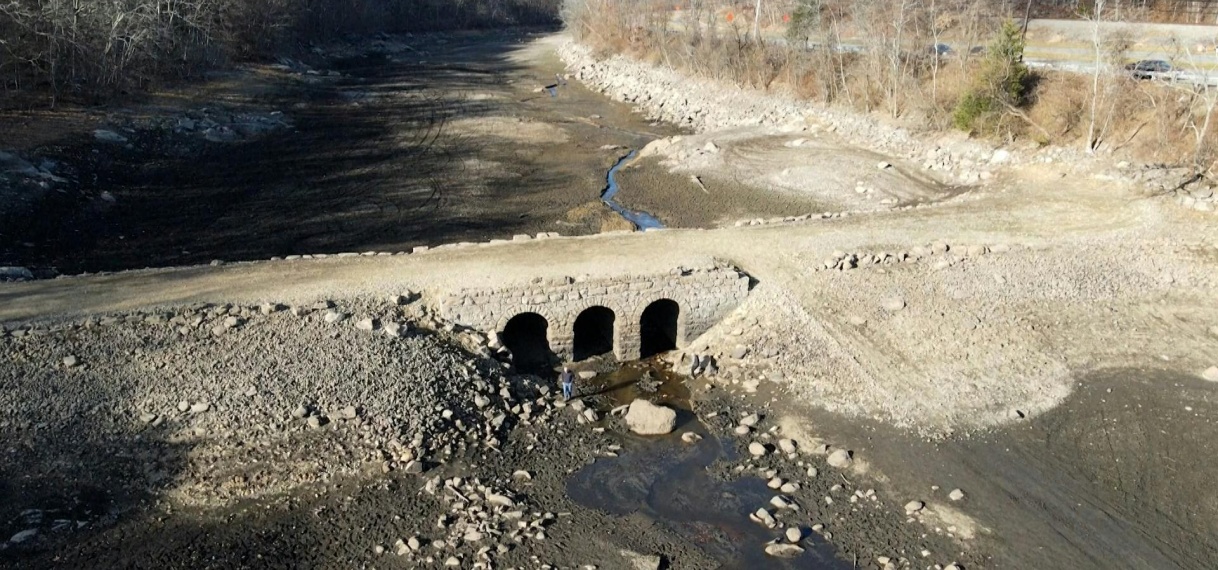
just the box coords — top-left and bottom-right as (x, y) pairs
(601, 151), (665, 230)
(574, 358), (691, 411)
(566, 359), (846, 569)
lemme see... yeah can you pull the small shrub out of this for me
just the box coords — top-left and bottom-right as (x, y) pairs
(952, 91), (994, 131)
(952, 19), (1029, 134)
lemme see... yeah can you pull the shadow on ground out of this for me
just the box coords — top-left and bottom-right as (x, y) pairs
(0, 29), (621, 274)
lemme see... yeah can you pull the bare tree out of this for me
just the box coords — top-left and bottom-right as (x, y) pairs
(1164, 37), (1218, 175)
(1084, 0), (1130, 152)
(753, 0), (762, 41)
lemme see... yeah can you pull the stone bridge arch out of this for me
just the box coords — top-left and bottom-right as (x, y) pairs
(639, 298), (681, 358)
(499, 312), (555, 373)
(572, 306), (617, 361)
(442, 264), (749, 363)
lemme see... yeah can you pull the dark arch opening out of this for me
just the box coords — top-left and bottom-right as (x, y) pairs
(501, 313), (554, 374)
(639, 299), (680, 358)
(573, 306), (616, 361)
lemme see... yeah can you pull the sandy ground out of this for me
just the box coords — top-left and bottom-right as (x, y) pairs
(2, 29), (1218, 570)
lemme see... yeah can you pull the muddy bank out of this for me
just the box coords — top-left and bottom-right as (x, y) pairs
(791, 367), (1218, 569)
(614, 156), (833, 228)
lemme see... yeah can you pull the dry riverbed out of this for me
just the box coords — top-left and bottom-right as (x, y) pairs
(0, 297), (976, 569)
(3, 26), (1218, 570)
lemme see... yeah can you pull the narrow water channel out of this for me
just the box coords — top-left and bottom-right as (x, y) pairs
(565, 360), (845, 569)
(601, 151), (666, 230)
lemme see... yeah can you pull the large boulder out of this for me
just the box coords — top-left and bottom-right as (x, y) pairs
(624, 399), (677, 435)
(620, 550), (663, 570)
(0, 267), (34, 282)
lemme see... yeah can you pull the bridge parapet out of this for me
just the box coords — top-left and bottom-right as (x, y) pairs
(438, 263), (750, 361)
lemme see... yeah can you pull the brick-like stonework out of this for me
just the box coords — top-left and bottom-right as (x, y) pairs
(439, 263), (750, 361)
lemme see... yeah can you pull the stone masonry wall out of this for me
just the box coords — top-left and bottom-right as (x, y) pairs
(438, 264), (750, 361)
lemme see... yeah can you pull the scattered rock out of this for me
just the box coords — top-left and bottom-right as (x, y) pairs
(681, 432), (703, 443)
(355, 318), (377, 331)
(1202, 366), (1218, 382)
(949, 488), (966, 501)
(620, 550), (663, 570)
(0, 267), (34, 281)
(189, 402), (210, 414)
(324, 311), (348, 324)
(904, 500), (925, 514)
(785, 527), (803, 543)
(748, 442), (769, 457)
(94, 129), (128, 144)
(9, 529), (38, 544)
(750, 507), (776, 527)
(485, 492), (515, 508)
(777, 438), (797, 454)
(882, 297), (906, 312)
(765, 543), (805, 557)
(770, 495), (796, 510)
(624, 399), (677, 435)
(62, 355), (80, 368)
(827, 449), (853, 469)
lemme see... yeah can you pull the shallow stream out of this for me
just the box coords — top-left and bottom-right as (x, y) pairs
(565, 360), (845, 568)
(601, 151), (665, 230)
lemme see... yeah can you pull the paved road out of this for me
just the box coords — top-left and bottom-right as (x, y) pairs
(675, 13), (1218, 85)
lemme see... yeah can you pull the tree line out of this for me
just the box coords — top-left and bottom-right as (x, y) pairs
(563, 0), (1218, 172)
(0, 0), (559, 107)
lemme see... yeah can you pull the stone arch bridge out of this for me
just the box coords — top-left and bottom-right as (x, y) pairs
(438, 263), (750, 365)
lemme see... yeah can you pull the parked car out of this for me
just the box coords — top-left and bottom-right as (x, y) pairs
(929, 43), (954, 57)
(1125, 59), (1175, 81)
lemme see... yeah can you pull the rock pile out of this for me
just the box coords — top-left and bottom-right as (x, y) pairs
(815, 242), (1009, 273)
(399, 475), (553, 567)
(0, 150), (73, 258)
(711, 409), (964, 567)
(0, 294), (530, 510)
(125, 107), (293, 145)
(559, 40), (1009, 186)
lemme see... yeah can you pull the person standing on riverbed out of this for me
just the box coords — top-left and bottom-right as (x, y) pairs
(561, 367), (575, 401)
